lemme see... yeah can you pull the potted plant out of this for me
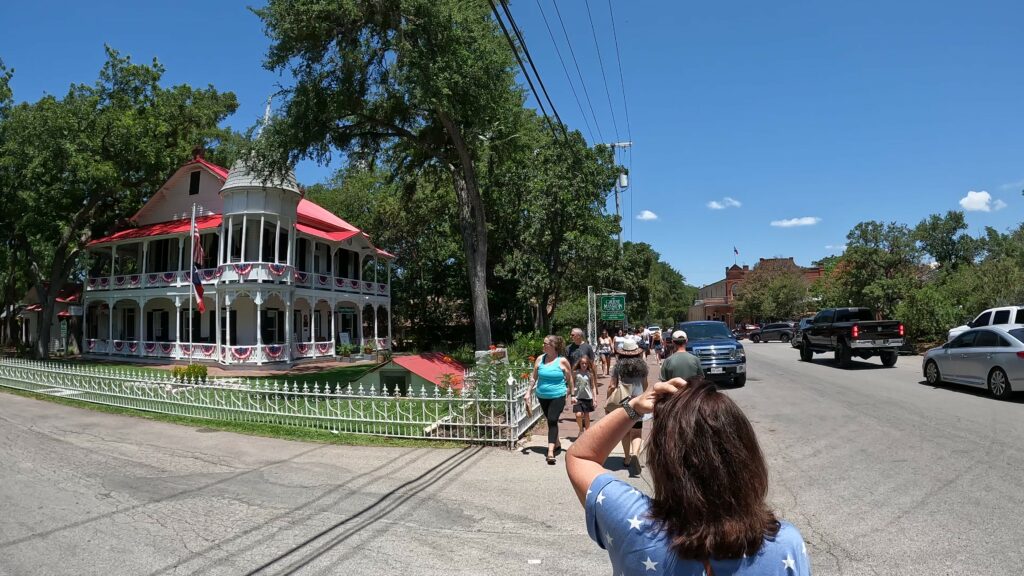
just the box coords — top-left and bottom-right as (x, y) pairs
(363, 343), (374, 355)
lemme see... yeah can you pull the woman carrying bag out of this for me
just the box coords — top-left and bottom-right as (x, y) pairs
(606, 339), (647, 471)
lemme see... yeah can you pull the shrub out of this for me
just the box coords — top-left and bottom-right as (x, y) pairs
(507, 331), (545, 363)
(171, 364), (208, 382)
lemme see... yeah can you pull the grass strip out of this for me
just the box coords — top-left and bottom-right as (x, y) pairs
(0, 386), (468, 449)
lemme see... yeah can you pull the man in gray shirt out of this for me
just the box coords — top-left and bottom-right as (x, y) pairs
(660, 330), (704, 381)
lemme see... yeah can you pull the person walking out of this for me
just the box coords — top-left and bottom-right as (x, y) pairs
(529, 335), (573, 465)
(660, 330), (704, 381)
(567, 328), (597, 381)
(597, 329), (613, 376)
(651, 330), (664, 365)
(607, 339), (648, 472)
(571, 355), (596, 435)
(566, 377), (811, 576)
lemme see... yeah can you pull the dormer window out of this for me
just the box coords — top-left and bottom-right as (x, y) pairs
(188, 171), (201, 195)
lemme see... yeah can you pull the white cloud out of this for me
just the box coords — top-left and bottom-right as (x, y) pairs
(707, 196), (742, 210)
(770, 217), (821, 228)
(636, 210), (658, 221)
(825, 244), (847, 251)
(959, 190), (1006, 212)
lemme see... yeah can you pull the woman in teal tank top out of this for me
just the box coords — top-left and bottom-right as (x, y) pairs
(530, 335), (574, 465)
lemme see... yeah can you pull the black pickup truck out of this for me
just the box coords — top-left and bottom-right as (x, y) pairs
(797, 307), (905, 367)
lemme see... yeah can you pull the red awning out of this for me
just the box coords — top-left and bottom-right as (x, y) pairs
(25, 304), (42, 312)
(88, 214), (223, 246)
(57, 310), (72, 319)
(296, 223), (361, 242)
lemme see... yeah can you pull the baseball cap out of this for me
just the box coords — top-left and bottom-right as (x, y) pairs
(671, 330), (688, 342)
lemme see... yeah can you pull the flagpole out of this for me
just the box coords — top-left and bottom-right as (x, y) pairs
(189, 203), (195, 366)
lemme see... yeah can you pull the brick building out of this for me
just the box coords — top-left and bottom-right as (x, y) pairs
(688, 258), (823, 325)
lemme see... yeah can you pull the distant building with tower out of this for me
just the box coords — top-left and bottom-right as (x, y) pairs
(688, 258), (823, 325)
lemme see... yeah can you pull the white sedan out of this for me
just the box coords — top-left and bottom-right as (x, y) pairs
(923, 324), (1024, 399)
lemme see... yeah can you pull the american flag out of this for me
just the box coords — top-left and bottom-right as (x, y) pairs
(191, 220), (206, 314)
(734, 246), (739, 256)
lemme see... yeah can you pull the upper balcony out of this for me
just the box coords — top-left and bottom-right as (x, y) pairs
(85, 263), (389, 298)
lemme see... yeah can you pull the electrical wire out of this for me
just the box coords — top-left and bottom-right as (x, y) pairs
(606, 0), (632, 143)
(534, 0), (596, 144)
(583, 0), (621, 143)
(551, 0), (606, 144)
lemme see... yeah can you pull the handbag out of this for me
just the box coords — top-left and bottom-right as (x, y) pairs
(605, 383), (630, 413)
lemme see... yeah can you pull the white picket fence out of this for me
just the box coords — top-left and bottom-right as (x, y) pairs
(0, 358), (542, 448)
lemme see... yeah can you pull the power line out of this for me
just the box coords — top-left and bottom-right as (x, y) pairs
(606, 0), (632, 142)
(488, 0), (561, 142)
(550, 0), (606, 144)
(583, 0), (621, 143)
(534, 0), (596, 144)
(497, 0), (570, 143)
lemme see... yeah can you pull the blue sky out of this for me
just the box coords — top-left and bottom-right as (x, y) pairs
(1, 1), (1021, 286)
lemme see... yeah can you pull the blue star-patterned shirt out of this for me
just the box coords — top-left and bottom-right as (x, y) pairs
(586, 474), (812, 575)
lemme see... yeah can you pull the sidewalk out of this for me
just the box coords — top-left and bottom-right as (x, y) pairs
(522, 353), (658, 469)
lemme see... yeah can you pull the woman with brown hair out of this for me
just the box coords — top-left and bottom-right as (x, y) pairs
(529, 334), (573, 465)
(566, 378), (811, 575)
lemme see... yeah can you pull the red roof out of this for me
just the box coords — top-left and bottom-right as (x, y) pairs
(88, 215), (222, 246)
(25, 304), (42, 312)
(187, 157), (229, 180)
(296, 223), (360, 242)
(297, 199), (359, 232)
(390, 354), (466, 388)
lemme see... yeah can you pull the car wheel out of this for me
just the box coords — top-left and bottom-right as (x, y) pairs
(881, 351), (898, 367)
(733, 373), (747, 387)
(800, 345), (813, 362)
(780, 333), (791, 343)
(835, 341), (852, 368)
(988, 368), (1012, 400)
(924, 360), (941, 385)
(752, 335), (760, 343)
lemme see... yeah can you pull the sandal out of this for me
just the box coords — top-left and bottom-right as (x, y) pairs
(546, 453), (556, 465)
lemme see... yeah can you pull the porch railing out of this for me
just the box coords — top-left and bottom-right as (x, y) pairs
(0, 358), (542, 448)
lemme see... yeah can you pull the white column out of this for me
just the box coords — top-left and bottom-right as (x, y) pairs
(274, 218), (281, 263)
(214, 291), (221, 364)
(136, 300), (144, 356)
(330, 301), (336, 355)
(374, 304), (379, 341)
(82, 300), (89, 352)
(387, 305), (392, 348)
(241, 215), (248, 262)
(174, 299), (181, 359)
(286, 224), (294, 267)
(107, 301), (114, 355)
(285, 300), (292, 362)
(330, 247), (336, 279)
(110, 245), (117, 284)
(311, 305), (317, 354)
(226, 216), (234, 263)
(258, 215), (265, 264)
(142, 241), (149, 276)
(225, 298), (232, 364)
(177, 237), (184, 280)
(256, 296), (263, 366)
(356, 306), (363, 348)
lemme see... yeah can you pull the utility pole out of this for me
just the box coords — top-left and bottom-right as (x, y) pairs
(609, 141), (632, 248)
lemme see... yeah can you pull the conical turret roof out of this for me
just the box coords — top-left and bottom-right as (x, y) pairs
(221, 157), (300, 196)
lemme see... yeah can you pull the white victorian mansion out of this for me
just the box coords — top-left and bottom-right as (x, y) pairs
(81, 152), (393, 366)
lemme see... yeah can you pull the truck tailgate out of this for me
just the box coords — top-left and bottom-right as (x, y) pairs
(852, 321), (902, 341)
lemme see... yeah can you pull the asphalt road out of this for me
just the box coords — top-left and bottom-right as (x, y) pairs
(1, 345), (1023, 575)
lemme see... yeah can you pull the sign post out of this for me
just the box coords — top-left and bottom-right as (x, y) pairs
(587, 289), (627, 345)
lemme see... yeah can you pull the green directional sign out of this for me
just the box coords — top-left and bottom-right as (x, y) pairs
(599, 295), (626, 320)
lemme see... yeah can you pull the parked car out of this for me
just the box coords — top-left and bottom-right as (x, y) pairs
(676, 321), (746, 386)
(791, 316), (814, 349)
(749, 322), (795, 343)
(798, 307), (905, 368)
(947, 306), (1024, 342)
(923, 325), (1024, 399)
(732, 324), (759, 340)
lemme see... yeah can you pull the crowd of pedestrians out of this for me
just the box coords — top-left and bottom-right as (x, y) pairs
(526, 325), (812, 575)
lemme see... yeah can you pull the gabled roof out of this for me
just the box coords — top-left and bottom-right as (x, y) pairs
(189, 157), (229, 180)
(387, 353), (466, 388)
